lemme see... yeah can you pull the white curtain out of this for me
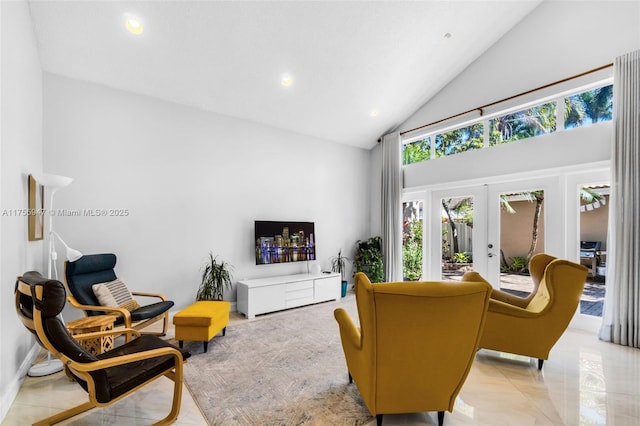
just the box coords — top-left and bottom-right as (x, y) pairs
(599, 49), (640, 348)
(381, 132), (402, 282)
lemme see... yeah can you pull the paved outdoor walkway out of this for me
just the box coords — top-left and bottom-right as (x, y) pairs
(445, 270), (605, 317)
(499, 272), (605, 317)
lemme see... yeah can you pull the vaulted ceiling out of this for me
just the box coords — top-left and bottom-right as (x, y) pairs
(28, 1), (542, 149)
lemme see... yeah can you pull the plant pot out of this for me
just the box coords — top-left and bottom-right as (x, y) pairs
(341, 280), (348, 297)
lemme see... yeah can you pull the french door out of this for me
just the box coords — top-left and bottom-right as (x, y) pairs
(421, 177), (562, 286)
(409, 172), (608, 332)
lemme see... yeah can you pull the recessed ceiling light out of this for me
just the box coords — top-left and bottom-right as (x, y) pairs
(370, 109), (380, 117)
(125, 16), (144, 35)
(281, 74), (293, 87)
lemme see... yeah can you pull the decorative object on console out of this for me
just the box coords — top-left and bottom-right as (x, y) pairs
(354, 236), (384, 283)
(255, 220), (315, 264)
(330, 248), (351, 297)
(197, 252), (233, 301)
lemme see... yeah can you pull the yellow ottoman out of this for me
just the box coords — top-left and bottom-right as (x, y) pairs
(173, 301), (230, 353)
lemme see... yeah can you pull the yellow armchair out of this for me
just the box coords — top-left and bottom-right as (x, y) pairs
(464, 253), (556, 308)
(474, 255), (588, 369)
(334, 272), (492, 426)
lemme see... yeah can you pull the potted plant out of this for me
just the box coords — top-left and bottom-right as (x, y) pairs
(196, 253), (234, 301)
(330, 249), (350, 297)
(354, 236), (384, 283)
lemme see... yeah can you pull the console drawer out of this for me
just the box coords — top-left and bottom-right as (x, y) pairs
(285, 280), (314, 307)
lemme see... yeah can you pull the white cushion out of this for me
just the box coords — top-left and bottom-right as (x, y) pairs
(92, 279), (140, 311)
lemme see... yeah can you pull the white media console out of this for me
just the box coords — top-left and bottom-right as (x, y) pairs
(237, 272), (341, 318)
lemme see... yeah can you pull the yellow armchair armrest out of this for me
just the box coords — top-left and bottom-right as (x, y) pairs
(489, 289), (530, 308)
(334, 308), (361, 350)
(488, 299), (540, 318)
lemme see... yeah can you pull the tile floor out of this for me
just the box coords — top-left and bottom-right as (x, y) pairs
(4, 310), (640, 425)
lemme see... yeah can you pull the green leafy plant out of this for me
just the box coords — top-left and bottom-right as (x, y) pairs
(453, 252), (471, 263)
(330, 249), (351, 281)
(354, 236), (384, 283)
(403, 219), (423, 281)
(197, 253), (233, 301)
(508, 256), (528, 273)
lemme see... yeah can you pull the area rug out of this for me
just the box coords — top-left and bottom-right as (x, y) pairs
(177, 296), (373, 426)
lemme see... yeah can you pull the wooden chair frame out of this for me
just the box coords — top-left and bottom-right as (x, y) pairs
(65, 289), (171, 338)
(15, 277), (185, 426)
(63, 255), (173, 340)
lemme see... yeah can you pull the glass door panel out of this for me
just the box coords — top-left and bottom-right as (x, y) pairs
(428, 186), (487, 281)
(441, 196), (474, 281)
(486, 177), (561, 288)
(578, 183), (609, 317)
(402, 200), (424, 281)
(498, 189), (545, 295)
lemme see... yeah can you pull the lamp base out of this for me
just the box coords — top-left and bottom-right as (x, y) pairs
(28, 358), (64, 377)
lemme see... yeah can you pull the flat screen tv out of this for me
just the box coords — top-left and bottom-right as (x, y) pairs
(255, 220), (315, 265)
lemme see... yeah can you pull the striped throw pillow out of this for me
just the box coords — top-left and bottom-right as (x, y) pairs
(92, 279), (141, 312)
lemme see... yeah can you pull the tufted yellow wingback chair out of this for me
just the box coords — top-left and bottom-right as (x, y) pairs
(334, 272), (492, 426)
(463, 253), (556, 308)
(470, 255), (588, 370)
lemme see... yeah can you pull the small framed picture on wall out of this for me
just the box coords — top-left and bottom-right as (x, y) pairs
(28, 174), (44, 241)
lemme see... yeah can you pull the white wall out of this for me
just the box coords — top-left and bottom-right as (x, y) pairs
(0, 0), (46, 421)
(386, 0), (640, 207)
(400, 1), (640, 139)
(43, 74), (371, 318)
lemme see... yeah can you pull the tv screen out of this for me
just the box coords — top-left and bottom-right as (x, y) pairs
(255, 221), (315, 265)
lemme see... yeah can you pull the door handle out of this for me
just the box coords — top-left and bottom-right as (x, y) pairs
(488, 253), (495, 258)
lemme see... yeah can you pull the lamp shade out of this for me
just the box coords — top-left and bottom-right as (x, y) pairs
(51, 231), (83, 262)
(66, 247), (83, 262)
(31, 173), (73, 189)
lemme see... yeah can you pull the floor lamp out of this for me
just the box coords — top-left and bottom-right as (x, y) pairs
(28, 173), (82, 377)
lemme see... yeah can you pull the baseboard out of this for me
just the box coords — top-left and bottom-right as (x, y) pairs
(0, 343), (40, 424)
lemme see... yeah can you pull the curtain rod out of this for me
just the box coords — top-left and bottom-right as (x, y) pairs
(398, 63), (613, 137)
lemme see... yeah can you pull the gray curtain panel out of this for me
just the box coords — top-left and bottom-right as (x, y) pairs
(599, 49), (640, 348)
(381, 132), (403, 282)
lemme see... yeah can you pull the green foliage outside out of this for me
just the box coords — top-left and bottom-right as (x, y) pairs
(402, 137), (430, 165)
(503, 256), (528, 273)
(565, 85), (613, 128)
(355, 236), (384, 283)
(453, 252), (471, 263)
(403, 219), (423, 281)
(435, 123), (484, 157)
(402, 85), (613, 166)
(490, 102), (556, 145)
(441, 197), (474, 260)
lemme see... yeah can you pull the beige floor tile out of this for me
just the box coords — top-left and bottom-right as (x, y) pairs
(4, 322), (640, 426)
